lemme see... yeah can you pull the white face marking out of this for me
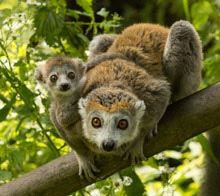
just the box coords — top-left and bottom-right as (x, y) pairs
(78, 96), (146, 153)
(81, 109), (141, 152)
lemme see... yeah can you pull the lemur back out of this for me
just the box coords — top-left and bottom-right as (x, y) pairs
(107, 22), (202, 101)
(108, 23), (168, 70)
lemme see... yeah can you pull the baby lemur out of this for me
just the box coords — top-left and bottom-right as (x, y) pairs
(34, 56), (86, 141)
(35, 21), (202, 181)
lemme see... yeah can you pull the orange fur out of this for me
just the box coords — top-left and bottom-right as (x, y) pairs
(86, 100), (136, 114)
(108, 23), (168, 64)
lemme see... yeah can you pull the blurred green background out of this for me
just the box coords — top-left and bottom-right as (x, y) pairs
(0, 0), (220, 195)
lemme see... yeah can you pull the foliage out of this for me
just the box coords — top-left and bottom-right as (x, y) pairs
(0, 0), (219, 195)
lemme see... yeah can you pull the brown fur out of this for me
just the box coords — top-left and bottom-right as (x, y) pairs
(109, 23), (168, 59)
(108, 23), (169, 78)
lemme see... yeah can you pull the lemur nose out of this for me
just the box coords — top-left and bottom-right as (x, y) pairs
(102, 140), (115, 152)
(60, 83), (70, 91)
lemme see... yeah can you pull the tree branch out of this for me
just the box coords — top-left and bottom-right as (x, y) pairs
(1, 82), (220, 196)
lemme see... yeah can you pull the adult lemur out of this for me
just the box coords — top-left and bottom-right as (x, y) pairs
(35, 21), (202, 181)
(78, 21), (202, 180)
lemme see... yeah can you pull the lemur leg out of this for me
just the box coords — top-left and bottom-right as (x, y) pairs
(50, 109), (99, 181)
(123, 133), (147, 164)
(49, 105), (70, 141)
(122, 77), (171, 164)
(65, 122), (100, 181)
(163, 20), (203, 102)
(124, 123), (159, 164)
(123, 123), (159, 164)
(74, 146), (100, 181)
(56, 101), (80, 127)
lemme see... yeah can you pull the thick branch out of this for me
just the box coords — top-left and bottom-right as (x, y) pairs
(1, 83), (220, 196)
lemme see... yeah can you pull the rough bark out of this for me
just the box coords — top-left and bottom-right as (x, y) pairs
(0, 82), (220, 196)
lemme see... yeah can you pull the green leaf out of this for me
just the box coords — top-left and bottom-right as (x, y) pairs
(76, 0), (93, 16)
(0, 171), (12, 181)
(120, 168), (145, 196)
(18, 82), (35, 107)
(14, 60), (28, 81)
(0, 93), (8, 103)
(191, 1), (212, 30)
(66, 9), (79, 20)
(97, 8), (109, 18)
(204, 54), (220, 84)
(182, 0), (190, 21)
(196, 134), (219, 165)
(11, 150), (25, 168)
(0, 66), (35, 113)
(0, 9), (11, 26)
(34, 7), (65, 45)
(0, 94), (16, 122)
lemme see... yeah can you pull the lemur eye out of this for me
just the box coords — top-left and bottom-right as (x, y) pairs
(68, 71), (75, 79)
(91, 117), (102, 128)
(117, 119), (128, 130)
(50, 74), (58, 82)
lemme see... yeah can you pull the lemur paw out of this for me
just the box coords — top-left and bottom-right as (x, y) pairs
(123, 148), (146, 165)
(77, 156), (100, 181)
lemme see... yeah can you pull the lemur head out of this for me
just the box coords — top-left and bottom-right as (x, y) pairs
(34, 56), (85, 97)
(78, 87), (146, 153)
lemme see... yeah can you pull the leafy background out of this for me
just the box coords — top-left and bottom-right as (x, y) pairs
(0, 0), (220, 195)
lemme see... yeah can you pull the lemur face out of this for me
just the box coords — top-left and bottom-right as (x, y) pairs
(35, 57), (85, 97)
(46, 64), (79, 96)
(78, 88), (146, 154)
(82, 109), (138, 152)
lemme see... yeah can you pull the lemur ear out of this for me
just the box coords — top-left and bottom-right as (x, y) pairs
(134, 100), (146, 119)
(34, 66), (44, 83)
(78, 98), (88, 117)
(74, 58), (86, 74)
